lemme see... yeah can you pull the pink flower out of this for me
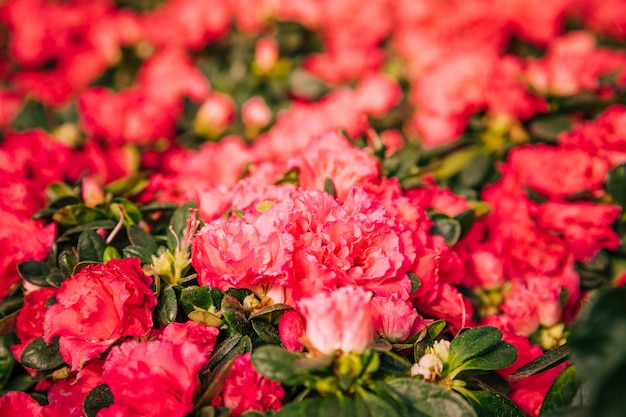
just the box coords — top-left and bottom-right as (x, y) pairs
(355, 72), (402, 117)
(48, 360), (104, 417)
(278, 310), (305, 352)
(195, 92), (237, 138)
(158, 321), (220, 357)
(43, 258), (157, 370)
(0, 391), (64, 417)
(371, 293), (428, 342)
(242, 96), (272, 129)
(530, 202), (621, 261)
(212, 353), (285, 417)
(191, 206), (294, 295)
(97, 340), (207, 417)
(254, 37), (279, 72)
(297, 286), (374, 355)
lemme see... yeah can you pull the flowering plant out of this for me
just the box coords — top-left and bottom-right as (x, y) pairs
(1, 1), (626, 416)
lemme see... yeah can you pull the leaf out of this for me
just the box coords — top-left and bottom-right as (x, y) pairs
(222, 296), (250, 335)
(457, 389), (526, 417)
(274, 397), (343, 417)
(17, 261), (63, 288)
(250, 345), (310, 386)
(53, 205), (107, 226)
(324, 177), (337, 199)
(140, 202), (178, 213)
(83, 384), (114, 417)
(459, 152), (493, 188)
(77, 230), (106, 262)
(110, 198), (142, 226)
(606, 164), (626, 206)
(355, 388), (401, 417)
(58, 250), (78, 278)
(248, 303), (292, 323)
(127, 225), (159, 253)
(60, 220), (118, 238)
(539, 366), (583, 417)
(455, 342), (517, 373)
(509, 344), (569, 382)
(0, 334), (16, 390)
(19, 337), (65, 371)
(206, 334), (243, 371)
(166, 201), (198, 250)
(251, 320), (282, 345)
(189, 311), (224, 327)
(104, 174), (148, 197)
(407, 271), (421, 294)
(122, 246), (154, 265)
(529, 114), (572, 143)
(10, 99), (50, 131)
(427, 320), (447, 339)
(180, 286), (214, 314)
(102, 246), (121, 262)
(455, 209), (476, 238)
(430, 214), (462, 246)
(433, 147), (481, 180)
(447, 327), (504, 371)
(44, 182), (77, 202)
(157, 286), (178, 326)
(274, 168), (300, 186)
(387, 378), (478, 417)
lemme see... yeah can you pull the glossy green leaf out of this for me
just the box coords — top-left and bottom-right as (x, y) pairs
(10, 99), (49, 131)
(157, 286), (178, 326)
(510, 344), (569, 382)
(539, 366), (583, 417)
(324, 177), (337, 199)
(44, 182), (77, 202)
(167, 201), (198, 250)
(222, 296), (250, 334)
(455, 341), (517, 373)
(455, 209), (476, 238)
(248, 303), (292, 323)
(433, 147), (480, 180)
(83, 384), (114, 417)
(140, 202), (178, 213)
(528, 114), (572, 143)
(606, 164), (626, 206)
(206, 334), (243, 371)
(102, 246), (121, 262)
(17, 261), (63, 288)
(251, 345), (310, 385)
(387, 378), (477, 417)
(110, 198), (142, 226)
(180, 286), (214, 314)
(407, 271), (421, 294)
(189, 311), (224, 327)
(448, 327), (504, 371)
(53, 205), (107, 226)
(275, 168), (300, 186)
(77, 230), (106, 262)
(251, 319), (281, 345)
(60, 220), (118, 238)
(430, 214), (462, 245)
(0, 334), (16, 390)
(104, 174), (148, 197)
(19, 337), (65, 371)
(122, 246), (153, 265)
(459, 152), (493, 188)
(58, 250), (78, 278)
(127, 224), (159, 253)
(457, 389), (526, 417)
(355, 388), (401, 417)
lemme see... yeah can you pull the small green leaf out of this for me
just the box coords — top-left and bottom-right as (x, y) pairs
(189, 311), (224, 327)
(10, 99), (50, 131)
(0, 296), (22, 336)
(77, 230), (107, 262)
(606, 164), (626, 206)
(110, 198), (142, 226)
(180, 286), (214, 314)
(430, 214), (462, 245)
(324, 177), (337, 199)
(19, 337), (65, 371)
(44, 182), (77, 202)
(251, 345), (310, 386)
(104, 174), (148, 197)
(251, 320), (281, 344)
(448, 327), (504, 371)
(167, 201), (198, 250)
(127, 225), (159, 253)
(122, 246), (153, 265)
(248, 303), (292, 323)
(53, 205), (107, 226)
(102, 246), (121, 262)
(539, 366), (583, 417)
(510, 344), (569, 382)
(17, 262), (64, 288)
(455, 209), (476, 238)
(459, 152), (493, 188)
(455, 342), (517, 373)
(61, 220), (118, 237)
(0, 334), (16, 390)
(83, 384), (114, 417)
(157, 286), (178, 326)
(206, 334), (243, 371)
(433, 147), (481, 180)
(355, 388), (401, 417)
(528, 114), (572, 143)
(388, 378), (477, 417)
(140, 202), (178, 213)
(427, 320), (447, 339)
(457, 389), (526, 417)
(407, 272), (421, 294)
(275, 168), (300, 186)
(58, 250), (78, 278)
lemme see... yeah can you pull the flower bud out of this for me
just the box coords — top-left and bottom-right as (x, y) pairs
(195, 92), (236, 139)
(411, 353), (443, 382)
(242, 96), (272, 129)
(255, 37), (279, 72)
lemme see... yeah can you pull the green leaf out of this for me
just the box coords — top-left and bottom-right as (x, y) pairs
(104, 174), (148, 197)
(0, 334), (16, 390)
(387, 378), (478, 417)
(127, 225), (159, 253)
(110, 198), (142, 226)
(607, 165), (626, 206)
(77, 230), (106, 262)
(102, 246), (121, 262)
(140, 202), (178, 213)
(180, 286), (214, 314)
(430, 214), (462, 246)
(19, 337), (65, 371)
(510, 344), (569, 382)
(427, 320), (447, 339)
(206, 334), (243, 371)
(455, 209), (476, 238)
(251, 320), (281, 344)
(58, 250), (78, 278)
(274, 397), (343, 417)
(0, 296), (23, 336)
(448, 327), (504, 371)
(122, 246), (154, 265)
(355, 388), (401, 417)
(44, 182), (77, 202)
(407, 271), (421, 294)
(275, 168), (300, 186)
(53, 205), (107, 226)
(457, 389), (526, 417)
(528, 114), (572, 143)
(222, 296), (250, 335)
(61, 220), (118, 238)
(539, 366), (583, 417)
(324, 177), (337, 199)
(10, 100), (50, 131)
(433, 147), (481, 180)
(455, 342), (517, 373)
(459, 152), (493, 188)
(83, 384), (114, 417)
(166, 201), (198, 250)
(189, 311), (224, 327)
(157, 286), (178, 326)
(250, 345), (310, 385)
(17, 261), (63, 288)
(248, 303), (292, 323)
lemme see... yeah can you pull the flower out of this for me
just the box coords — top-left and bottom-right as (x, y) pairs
(97, 339), (207, 417)
(43, 258), (157, 370)
(212, 353), (285, 417)
(297, 286), (374, 355)
(157, 321), (220, 357)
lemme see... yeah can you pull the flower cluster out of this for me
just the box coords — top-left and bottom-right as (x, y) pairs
(0, 1), (625, 417)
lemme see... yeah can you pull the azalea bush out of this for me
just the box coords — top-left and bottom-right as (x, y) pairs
(1, 0), (626, 416)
